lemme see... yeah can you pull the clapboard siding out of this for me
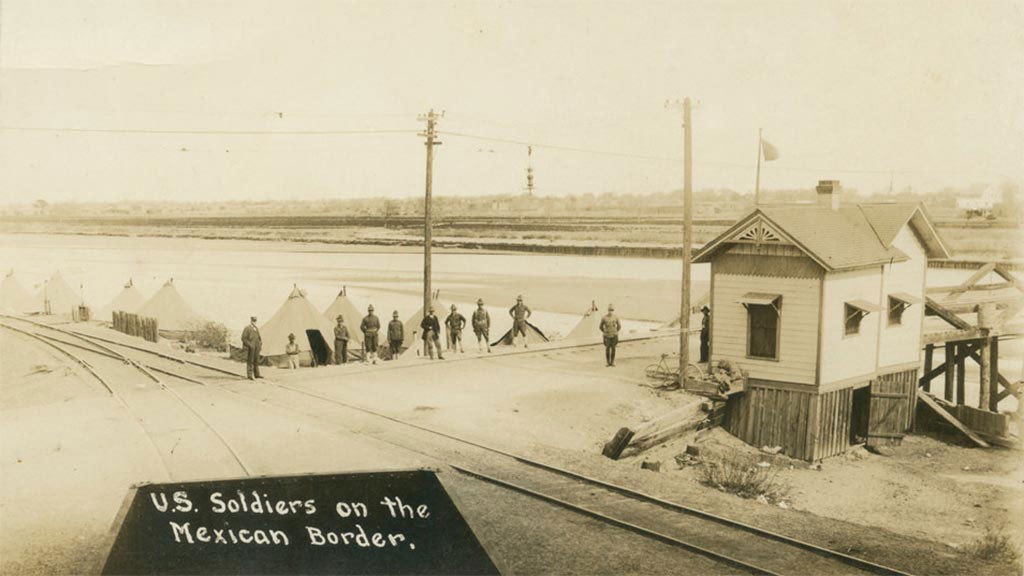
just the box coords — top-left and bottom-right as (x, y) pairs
(878, 227), (928, 368)
(820, 267), (883, 385)
(712, 273), (821, 385)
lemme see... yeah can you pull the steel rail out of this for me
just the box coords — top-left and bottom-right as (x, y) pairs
(264, 380), (914, 576)
(451, 464), (778, 576)
(6, 320), (253, 477)
(0, 322), (114, 395)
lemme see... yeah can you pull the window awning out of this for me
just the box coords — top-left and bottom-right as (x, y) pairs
(889, 292), (923, 305)
(846, 299), (881, 313)
(737, 292), (781, 306)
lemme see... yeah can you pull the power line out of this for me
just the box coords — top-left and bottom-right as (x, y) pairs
(0, 126), (418, 136)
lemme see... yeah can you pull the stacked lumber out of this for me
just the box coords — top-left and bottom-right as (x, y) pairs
(602, 399), (710, 460)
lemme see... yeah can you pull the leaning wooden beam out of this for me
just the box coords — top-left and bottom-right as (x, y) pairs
(602, 400), (706, 459)
(925, 297), (973, 330)
(917, 392), (990, 448)
(927, 281), (1014, 294)
(993, 264), (1024, 294)
(938, 296), (1024, 315)
(965, 347), (1014, 402)
(947, 262), (997, 299)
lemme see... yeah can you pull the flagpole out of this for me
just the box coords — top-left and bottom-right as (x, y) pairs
(755, 128), (762, 206)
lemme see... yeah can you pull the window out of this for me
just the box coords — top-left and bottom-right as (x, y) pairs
(887, 292), (921, 327)
(845, 304), (866, 335)
(844, 299), (880, 336)
(888, 296), (906, 325)
(738, 293), (781, 360)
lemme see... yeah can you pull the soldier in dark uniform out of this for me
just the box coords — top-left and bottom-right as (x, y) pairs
(700, 305), (711, 363)
(334, 314), (349, 365)
(242, 316), (263, 380)
(508, 295), (532, 348)
(420, 306), (444, 360)
(472, 298), (491, 353)
(599, 304), (621, 367)
(445, 304), (466, 354)
(387, 310), (404, 359)
(360, 305), (381, 365)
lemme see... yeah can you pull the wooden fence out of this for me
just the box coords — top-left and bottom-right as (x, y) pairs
(112, 311), (159, 343)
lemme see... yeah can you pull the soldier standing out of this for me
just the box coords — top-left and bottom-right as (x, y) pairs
(445, 304), (466, 353)
(599, 304), (621, 367)
(242, 316), (263, 380)
(472, 298), (491, 353)
(387, 310), (404, 359)
(700, 305), (711, 363)
(508, 295), (532, 348)
(334, 315), (349, 365)
(420, 306), (444, 360)
(360, 305), (381, 364)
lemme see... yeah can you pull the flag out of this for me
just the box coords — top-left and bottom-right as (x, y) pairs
(761, 139), (779, 161)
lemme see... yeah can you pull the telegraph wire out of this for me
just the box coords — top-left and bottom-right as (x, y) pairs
(0, 126), (419, 136)
(0, 123), (1001, 178)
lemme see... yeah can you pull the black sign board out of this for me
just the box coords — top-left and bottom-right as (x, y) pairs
(102, 469), (499, 575)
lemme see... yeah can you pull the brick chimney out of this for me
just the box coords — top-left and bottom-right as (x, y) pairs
(816, 180), (841, 211)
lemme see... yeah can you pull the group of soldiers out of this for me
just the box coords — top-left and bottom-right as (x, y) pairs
(238, 295), (706, 379)
(239, 296), (545, 379)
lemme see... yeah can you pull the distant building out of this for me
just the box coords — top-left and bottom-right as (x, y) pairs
(694, 180), (949, 461)
(955, 184), (1000, 212)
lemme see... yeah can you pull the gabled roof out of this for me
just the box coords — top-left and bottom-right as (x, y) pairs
(852, 202), (950, 258)
(695, 205), (907, 271)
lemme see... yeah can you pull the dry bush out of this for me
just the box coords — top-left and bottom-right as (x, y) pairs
(964, 527), (1022, 566)
(185, 321), (230, 352)
(700, 456), (790, 502)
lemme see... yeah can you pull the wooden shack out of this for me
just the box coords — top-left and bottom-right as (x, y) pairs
(693, 180), (950, 460)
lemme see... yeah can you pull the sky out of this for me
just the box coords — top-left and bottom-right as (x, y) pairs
(0, 0), (1022, 204)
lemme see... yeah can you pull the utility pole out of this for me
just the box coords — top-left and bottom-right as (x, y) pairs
(666, 98), (694, 380)
(418, 109), (443, 316)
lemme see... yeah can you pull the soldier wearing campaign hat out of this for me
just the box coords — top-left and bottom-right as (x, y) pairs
(360, 305), (380, 364)
(472, 298), (491, 353)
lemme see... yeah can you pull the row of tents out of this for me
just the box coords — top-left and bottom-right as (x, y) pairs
(3, 270), (615, 367)
(238, 286), (569, 368)
(1, 270), (205, 335)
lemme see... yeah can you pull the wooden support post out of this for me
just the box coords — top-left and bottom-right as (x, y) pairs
(923, 344), (933, 392)
(956, 343), (966, 405)
(989, 337), (999, 412)
(944, 342), (955, 402)
(979, 336), (991, 410)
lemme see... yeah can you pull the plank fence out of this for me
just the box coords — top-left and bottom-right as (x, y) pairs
(112, 311), (159, 343)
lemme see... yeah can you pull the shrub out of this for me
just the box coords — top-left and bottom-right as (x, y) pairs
(186, 321), (230, 352)
(964, 527), (1021, 566)
(699, 457), (790, 502)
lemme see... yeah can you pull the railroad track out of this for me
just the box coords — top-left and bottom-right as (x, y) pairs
(2, 316), (914, 576)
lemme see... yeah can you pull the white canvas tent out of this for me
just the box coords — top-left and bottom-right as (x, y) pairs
(98, 279), (146, 321)
(33, 271), (82, 316)
(258, 285), (336, 367)
(565, 301), (602, 341)
(0, 270), (34, 313)
(322, 286), (363, 346)
(136, 278), (204, 334)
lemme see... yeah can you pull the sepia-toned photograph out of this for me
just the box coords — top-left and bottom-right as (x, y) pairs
(1, 1), (1021, 574)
